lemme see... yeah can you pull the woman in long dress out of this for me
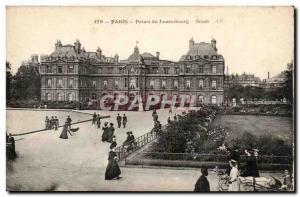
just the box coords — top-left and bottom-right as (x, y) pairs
(228, 160), (240, 191)
(59, 122), (72, 139)
(102, 122), (109, 142)
(105, 148), (121, 180)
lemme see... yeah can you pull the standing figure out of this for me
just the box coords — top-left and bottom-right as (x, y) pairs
(59, 121), (72, 139)
(174, 114), (177, 121)
(116, 114), (122, 128)
(110, 136), (117, 149)
(92, 112), (97, 125)
(54, 116), (59, 130)
(228, 160), (240, 191)
(101, 122), (109, 142)
(7, 133), (16, 160)
(194, 168), (210, 192)
(67, 115), (72, 129)
(96, 114), (101, 129)
(50, 116), (55, 129)
(105, 148), (121, 180)
(45, 116), (50, 129)
(167, 117), (171, 124)
(107, 123), (115, 143)
(282, 169), (293, 191)
(122, 114), (127, 128)
(241, 150), (259, 177)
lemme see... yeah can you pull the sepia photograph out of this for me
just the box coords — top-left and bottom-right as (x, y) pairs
(5, 6), (295, 192)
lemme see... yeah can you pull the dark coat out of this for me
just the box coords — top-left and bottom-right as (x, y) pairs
(102, 126), (109, 142)
(194, 175), (210, 192)
(110, 141), (117, 149)
(241, 156), (260, 177)
(59, 125), (69, 139)
(105, 151), (121, 180)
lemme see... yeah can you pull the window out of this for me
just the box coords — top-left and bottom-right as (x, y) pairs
(174, 68), (179, 74)
(162, 80), (166, 89)
(150, 80), (154, 89)
(57, 65), (63, 73)
(46, 93), (51, 101)
(212, 80), (217, 89)
(186, 80), (191, 88)
(57, 93), (63, 101)
(92, 80), (96, 87)
(118, 68), (122, 74)
(130, 79), (136, 89)
(199, 79), (204, 88)
(68, 79), (74, 88)
(199, 95), (204, 104)
(98, 68), (102, 74)
(58, 79), (63, 88)
(199, 65), (204, 73)
(46, 65), (52, 73)
(68, 65), (74, 73)
(124, 78), (127, 88)
(103, 81), (107, 89)
(115, 80), (119, 89)
(211, 95), (217, 104)
(164, 67), (170, 74)
(108, 68), (113, 74)
(47, 79), (52, 88)
(212, 65), (217, 73)
(92, 93), (97, 100)
(68, 93), (73, 101)
(152, 68), (158, 74)
(185, 66), (191, 73)
(174, 80), (178, 89)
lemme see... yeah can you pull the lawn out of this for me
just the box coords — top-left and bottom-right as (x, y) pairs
(211, 115), (293, 144)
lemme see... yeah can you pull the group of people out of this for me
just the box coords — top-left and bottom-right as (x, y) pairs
(92, 113), (102, 128)
(45, 116), (59, 130)
(101, 122), (115, 143)
(123, 131), (136, 152)
(116, 114), (127, 128)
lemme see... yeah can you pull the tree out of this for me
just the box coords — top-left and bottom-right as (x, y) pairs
(12, 64), (40, 101)
(283, 63), (293, 104)
(6, 61), (13, 102)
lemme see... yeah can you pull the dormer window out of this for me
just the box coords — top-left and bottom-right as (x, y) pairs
(185, 66), (191, 74)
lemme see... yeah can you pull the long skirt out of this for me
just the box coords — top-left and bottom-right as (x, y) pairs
(228, 181), (240, 191)
(59, 127), (68, 139)
(105, 159), (121, 180)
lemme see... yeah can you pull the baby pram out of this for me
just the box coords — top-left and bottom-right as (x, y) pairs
(215, 168), (283, 191)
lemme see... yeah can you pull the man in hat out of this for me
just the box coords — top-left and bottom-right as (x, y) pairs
(54, 116), (59, 130)
(102, 122), (109, 142)
(241, 149), (259, 177)
(45, 116), (50, 129)
(116, 114), (122, 128)
(67, 115), (72, 129)
(107, 123), (115, 143)
(92, 112), (97, 125)
(96, 114), (101, 129)
(194, 168), (210, 192)
(122, 114), (127, 128)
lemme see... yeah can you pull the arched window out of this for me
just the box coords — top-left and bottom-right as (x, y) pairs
(130, 79), (136, 89)
(57, 93), (63, 101)
(46, 93), (51, 101)
(211, 95), (217, 104)
(68, 93), (73, 101)
(199, 95), (204, 103)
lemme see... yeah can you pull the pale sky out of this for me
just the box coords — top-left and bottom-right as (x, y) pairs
(6, 6), (294, 79)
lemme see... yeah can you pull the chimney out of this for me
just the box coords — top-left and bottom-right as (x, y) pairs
(74, 39), (81, 53)
(268, 72), (270, 79)
(114, 54), (119, 63)
(156, 52), (160, 60)
(96, 47), (102, 58)
(189, 37), (194, 50)
(55, 40), (62, 50)
(31, 54), (39, 63)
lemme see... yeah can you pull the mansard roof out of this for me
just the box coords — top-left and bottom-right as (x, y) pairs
(187, 42), (217, 57)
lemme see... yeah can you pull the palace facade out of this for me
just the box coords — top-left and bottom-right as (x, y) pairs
(39, 38), (225, 106)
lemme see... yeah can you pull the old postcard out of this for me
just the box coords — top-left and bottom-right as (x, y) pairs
(6, 6), (295, 192)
